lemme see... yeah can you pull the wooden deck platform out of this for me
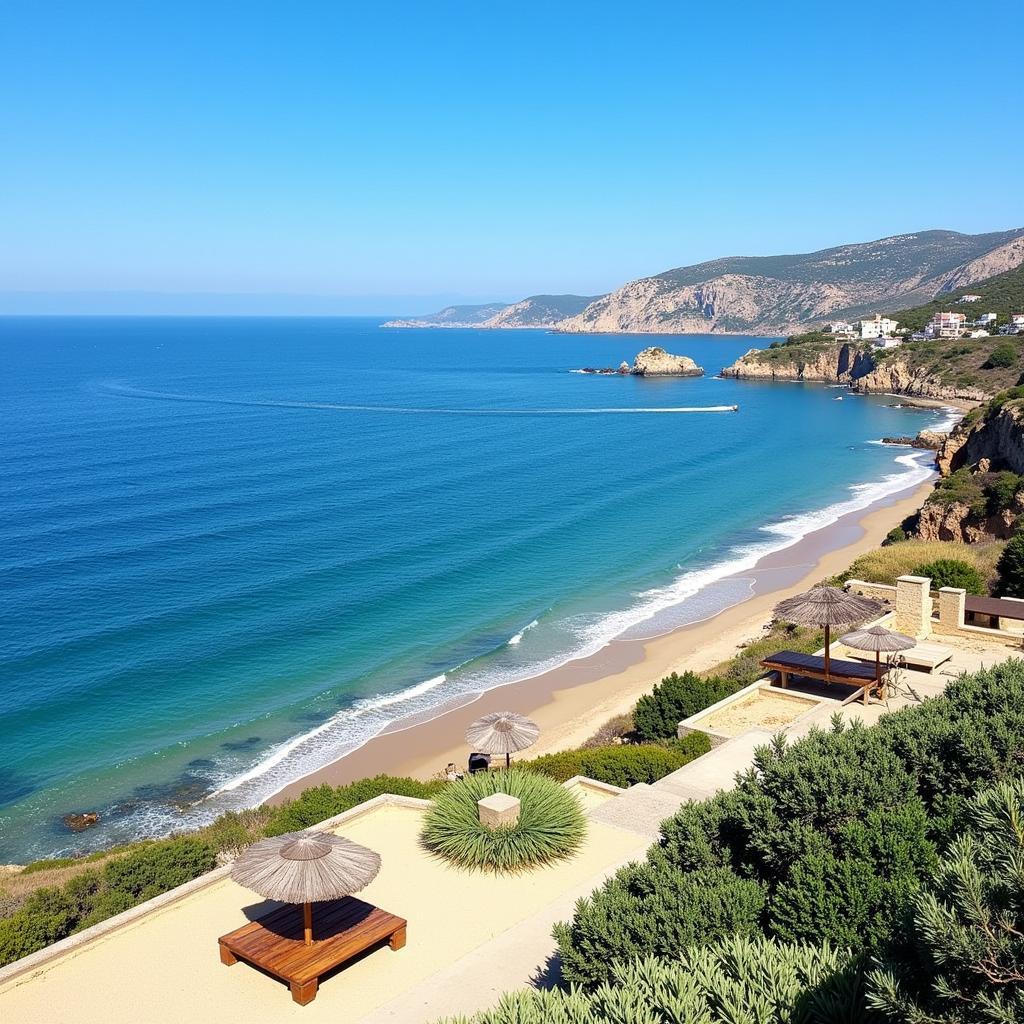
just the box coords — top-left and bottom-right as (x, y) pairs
(218, 896), (406, 1005)
(761, 649), (885, 705)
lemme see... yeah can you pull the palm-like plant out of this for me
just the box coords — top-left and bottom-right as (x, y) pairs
(420, 768), (586, 873)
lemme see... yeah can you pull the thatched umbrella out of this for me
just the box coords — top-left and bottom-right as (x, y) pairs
(231, 831), (380, 945)
(465, 711), (540, 768)
(839, 624), (916, 700)
(774, 586), (882, 681)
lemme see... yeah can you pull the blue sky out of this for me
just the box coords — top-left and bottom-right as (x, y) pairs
(2, 0), (1022, 314)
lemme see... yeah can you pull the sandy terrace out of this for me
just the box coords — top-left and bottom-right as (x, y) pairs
(0, 799), (645, 1024)
(700, 689), (821, 737)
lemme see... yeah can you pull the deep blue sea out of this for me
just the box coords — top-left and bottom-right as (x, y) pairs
(0, 317), (952, 861)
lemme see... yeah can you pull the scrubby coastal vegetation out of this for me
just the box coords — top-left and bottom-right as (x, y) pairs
(452, 661), (1024, 1022)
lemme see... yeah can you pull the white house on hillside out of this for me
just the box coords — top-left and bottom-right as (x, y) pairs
(929, 311), (968, 338)
(857, 315), (900, 340)
(975, 313), (997, 326)
(958, 294), (982, 303)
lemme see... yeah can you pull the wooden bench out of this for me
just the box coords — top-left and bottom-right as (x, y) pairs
(219, 895), (406, 1005)
(760, 650), (885, 705)
(846, 641), (953, 673)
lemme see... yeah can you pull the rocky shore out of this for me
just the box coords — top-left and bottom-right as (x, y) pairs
(720, 343), (989, 403)
(577, 347), (704, 377)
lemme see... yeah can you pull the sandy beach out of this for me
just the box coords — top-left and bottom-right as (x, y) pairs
(272, 476), (933, 802)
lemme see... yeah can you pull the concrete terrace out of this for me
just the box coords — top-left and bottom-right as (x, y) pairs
(2, 580), (1020, 1024)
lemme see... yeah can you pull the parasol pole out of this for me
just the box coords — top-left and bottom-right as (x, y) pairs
(304, 901), (313, 946)
(824, 624), (831, 682)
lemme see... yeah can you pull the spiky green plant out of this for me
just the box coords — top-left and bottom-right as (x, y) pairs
(420, 768), (586, 873)
(438, 935), (865, 1023)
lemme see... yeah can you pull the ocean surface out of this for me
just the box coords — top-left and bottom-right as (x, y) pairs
(0, 317), (953, 861)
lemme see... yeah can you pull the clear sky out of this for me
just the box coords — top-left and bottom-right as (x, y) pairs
(2, 0), (1022, 314)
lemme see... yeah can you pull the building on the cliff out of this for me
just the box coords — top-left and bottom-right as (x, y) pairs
(872, 336), (903, 349)
(825, 320), (856, 339)
(957, 294), (982, 303)
(975, 312), (997, 326)
(928, 311), (968, 338)
(857, 315), (900, 340)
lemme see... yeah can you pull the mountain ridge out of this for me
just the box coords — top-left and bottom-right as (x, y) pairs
(384, 228), (1024, 336)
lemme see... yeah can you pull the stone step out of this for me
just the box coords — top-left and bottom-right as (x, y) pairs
(587, 783), (688, 839)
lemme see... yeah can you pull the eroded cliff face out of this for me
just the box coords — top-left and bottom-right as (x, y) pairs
(937, 402), (1024, 475)
(720, 345), (988, 402)
(914, 497), (1023, 543)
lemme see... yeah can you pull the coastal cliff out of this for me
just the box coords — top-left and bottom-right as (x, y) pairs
(903, 391), (1024, 542)
(720, 343), (990, 402)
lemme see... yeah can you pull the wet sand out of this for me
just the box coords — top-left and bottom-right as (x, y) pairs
(271, 478), (932, 802)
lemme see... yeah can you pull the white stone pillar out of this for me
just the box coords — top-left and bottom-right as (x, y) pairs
(478, 793), (521, 829)
(937, 587), (966, 631)
(895, 575), (932, 639)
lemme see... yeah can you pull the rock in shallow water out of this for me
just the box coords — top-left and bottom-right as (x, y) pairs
(63, 811), (99, 832)
(631, 347), (704, 377)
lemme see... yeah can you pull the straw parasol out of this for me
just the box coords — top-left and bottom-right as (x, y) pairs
(465, 711), (540, 768)
(774, 586), (883, 681)
(231, 831), (381, 945)
(839, 624), (916, 699)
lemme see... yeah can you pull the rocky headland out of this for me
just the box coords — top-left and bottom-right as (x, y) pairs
(720, 342), (989, 403)
(577, 348), (704, 377)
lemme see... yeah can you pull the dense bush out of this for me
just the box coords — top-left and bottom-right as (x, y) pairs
(440, 936), (866, 1024)
(910, 557), (986, 594)
(554, 662), (1024, 988)
(0, 836), (216, 968)
(868, 777), (1024, 1021)
(525, 733), (710, 787)
(884, 525), (907, 545)
(986, 470), (1023, 514)
(927, 468), (988, 517)
(996, 533), (1024, 597)
(554, 862), (765, 987)
(633, 671), (738, 741)
(421, 769), (585, 873)
(264, 774), (446, 836)
(984, 342), (1019, 369)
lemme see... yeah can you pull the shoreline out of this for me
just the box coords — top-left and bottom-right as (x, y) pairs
(271, 475), (934, 803)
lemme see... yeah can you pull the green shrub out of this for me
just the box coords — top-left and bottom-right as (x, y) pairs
(910, 557), (986, 594)
(264, 775), (446, 836)
(768, 800), (937, 949)
(103, 837), (216, 901)
(868, 777), (1024, 1021)
(525, 734), (710, 787)
(0, 887), (77, 966)
(555, 662), (1024, 990)
(884, 525), (907, 545)
(553, 862), (766, 987)
(441, 936), (865, 1024)
(984, 342), (1019, 369)
(633, 671), (738, 741)
(996, 533), (1024, 597)
(926, 468), (988, 517)
(986, 470), (1023, 514)
(420, 769), (585, 873)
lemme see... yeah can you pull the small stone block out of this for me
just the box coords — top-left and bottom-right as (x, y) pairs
(478, 793), (520, 829)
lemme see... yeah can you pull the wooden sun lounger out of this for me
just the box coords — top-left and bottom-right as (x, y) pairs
(219, 895), (407, 1005)
(846, 641), (953, 673)
(760, 650), (884, 705)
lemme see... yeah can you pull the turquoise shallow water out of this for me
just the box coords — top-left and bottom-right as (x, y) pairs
(0, 317), (949, 860)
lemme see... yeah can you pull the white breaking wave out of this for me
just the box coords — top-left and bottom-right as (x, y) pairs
(114, 402), (952, 837)
(507, 619), (539, 646)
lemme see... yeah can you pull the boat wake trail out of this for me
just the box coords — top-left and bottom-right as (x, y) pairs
(95, 381), (738, 415)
